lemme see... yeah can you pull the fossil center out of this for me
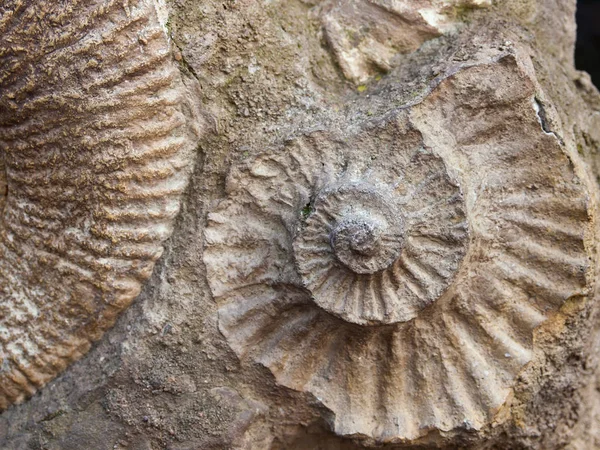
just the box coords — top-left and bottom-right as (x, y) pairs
(331, 213), (404, 274)
(293, 182), (415, 325)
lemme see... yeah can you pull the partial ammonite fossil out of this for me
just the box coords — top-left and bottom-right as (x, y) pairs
(0, 1), (198, 410)
(204, 56), (596, 443)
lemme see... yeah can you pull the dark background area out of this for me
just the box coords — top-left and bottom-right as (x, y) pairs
(576, 0), (600, 87)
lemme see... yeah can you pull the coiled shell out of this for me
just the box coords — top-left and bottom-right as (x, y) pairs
(203, 56), (596, 442)
(0, 0), (197, 410)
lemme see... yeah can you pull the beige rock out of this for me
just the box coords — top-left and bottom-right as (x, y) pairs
(2, 0), (600, 449)
(319, 0), (491, 84)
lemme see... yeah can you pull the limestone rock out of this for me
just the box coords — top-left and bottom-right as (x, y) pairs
(2, 0), (600, 448)
(319, 0), (492, 84)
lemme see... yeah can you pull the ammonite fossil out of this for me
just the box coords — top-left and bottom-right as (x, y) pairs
(0, 0), (197, 410)
(204, 56), (595, 442)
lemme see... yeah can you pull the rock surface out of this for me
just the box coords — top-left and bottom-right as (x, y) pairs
(1, 0), (600, 449)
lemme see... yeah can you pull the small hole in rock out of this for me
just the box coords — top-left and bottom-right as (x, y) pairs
(576, 0), (600, 88)
(301, 201), (313, 220)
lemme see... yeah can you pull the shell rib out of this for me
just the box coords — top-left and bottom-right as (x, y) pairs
(203, 56), (595, 442)
(0, 0), (197, 410)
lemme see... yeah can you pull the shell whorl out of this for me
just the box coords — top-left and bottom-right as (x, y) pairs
(203, 57), (595, 442)
(0, 0), (197, 410)
(293, 153), (468, 325)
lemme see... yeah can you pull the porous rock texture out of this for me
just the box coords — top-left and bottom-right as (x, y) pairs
(0, 0), (199, 413)
(2, 0), (600, 449)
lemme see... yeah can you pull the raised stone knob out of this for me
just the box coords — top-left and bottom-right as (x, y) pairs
(293, 175), (466, 326)
(331, 214), (398, 273)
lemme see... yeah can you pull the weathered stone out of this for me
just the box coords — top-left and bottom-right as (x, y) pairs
(319, 0), (492, 84)
(1, 0), (600, 449)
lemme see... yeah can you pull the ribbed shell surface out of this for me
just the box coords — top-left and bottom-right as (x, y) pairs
(202, 56), (597, 442)
(0, 0), (196, 410)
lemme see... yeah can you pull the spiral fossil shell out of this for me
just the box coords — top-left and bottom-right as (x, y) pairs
(203, 56), (596, 442)
(292, 150), (468, 325)
(0, 0), (197, 410)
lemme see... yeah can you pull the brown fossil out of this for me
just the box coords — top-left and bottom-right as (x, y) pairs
(292, 148), (468, 326)
(203, 55), (596, 442)
(0, 0), (198, 411)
